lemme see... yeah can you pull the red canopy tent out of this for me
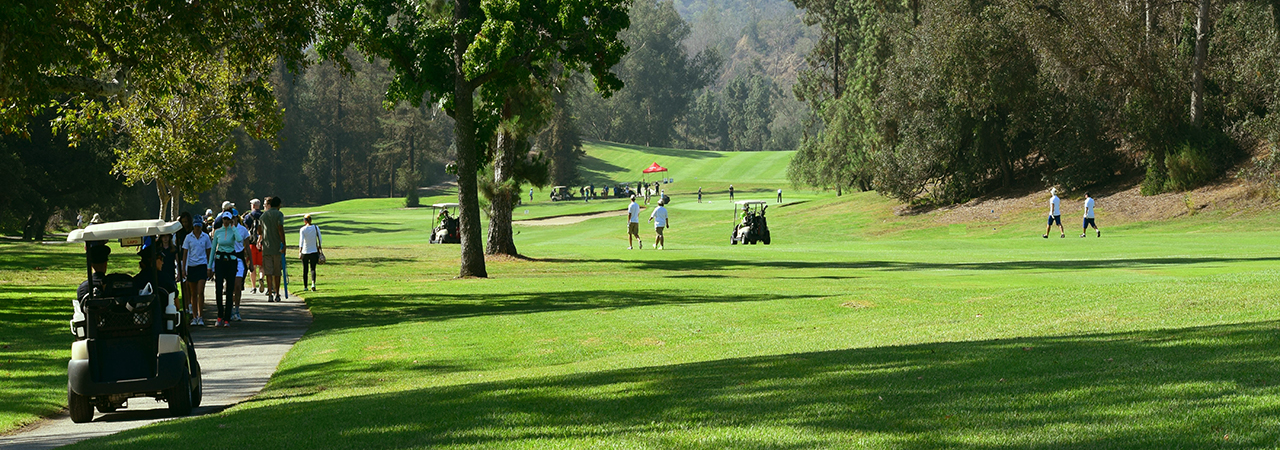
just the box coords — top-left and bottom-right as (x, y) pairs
(641, 162), (668, 184)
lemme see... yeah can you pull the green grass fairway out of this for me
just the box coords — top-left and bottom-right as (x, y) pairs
(17, 186), (1270, 448)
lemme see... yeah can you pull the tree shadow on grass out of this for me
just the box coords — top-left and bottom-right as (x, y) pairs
(89, 321), (1280, 449)
(302, 218), (412, 235)
(533, 256), (1280, 273)
(311, 289), (815, 329)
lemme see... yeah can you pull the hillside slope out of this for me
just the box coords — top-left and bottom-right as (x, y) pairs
(579, 140), (794, 185)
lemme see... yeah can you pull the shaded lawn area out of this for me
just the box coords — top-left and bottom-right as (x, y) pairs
(70, 320), (1280, 448)
(0, 243), (94, 432)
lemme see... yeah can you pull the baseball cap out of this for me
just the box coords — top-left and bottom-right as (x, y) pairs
(222, 201), (235, 211)
(88, 244), (111, 264)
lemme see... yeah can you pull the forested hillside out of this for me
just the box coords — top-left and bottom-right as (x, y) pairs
(573, 0), (817, 152)
(788, 0), (1280, 204)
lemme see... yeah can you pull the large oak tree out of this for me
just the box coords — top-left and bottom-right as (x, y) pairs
(318, 0), (630, 277)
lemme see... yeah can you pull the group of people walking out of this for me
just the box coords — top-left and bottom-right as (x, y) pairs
(171, 197), (288, 327)
(1044, 188), (1102, 238)
(148, 195), (332, 328)
(627, 194), (669, 250)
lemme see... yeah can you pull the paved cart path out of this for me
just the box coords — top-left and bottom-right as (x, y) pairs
(0, 286), (311, 450)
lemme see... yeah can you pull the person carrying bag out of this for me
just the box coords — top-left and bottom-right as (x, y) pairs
(298, 214), (323, 291)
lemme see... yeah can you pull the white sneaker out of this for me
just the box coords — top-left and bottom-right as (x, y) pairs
(628, 246), (633, 249)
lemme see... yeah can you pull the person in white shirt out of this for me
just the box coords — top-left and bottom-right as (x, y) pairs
(180, 223), (213, 326)
(627, 195), (642, 250)
(648, 198), (670, 249)
(298, 214), (323, 291)
(1081, 193), (1100, 238)
(1043, 187), (1064, 239)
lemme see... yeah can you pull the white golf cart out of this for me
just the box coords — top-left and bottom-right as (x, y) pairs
(549, 186), (575, 201)
(66, 219), (202, 423)
(429, 203), (461, 244)
(731, 200), (771, 245)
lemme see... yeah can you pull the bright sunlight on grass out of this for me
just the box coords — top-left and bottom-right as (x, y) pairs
(7, 143), (1280, 448)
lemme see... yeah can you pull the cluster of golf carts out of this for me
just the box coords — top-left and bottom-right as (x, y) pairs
(65, 220), (202, 423)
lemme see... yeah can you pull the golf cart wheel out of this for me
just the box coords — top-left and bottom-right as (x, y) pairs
(191, 359), (203, 408)
(762, 231), (771, 245)
(166, 364), (193, 417)
(68, 384), (93, 423)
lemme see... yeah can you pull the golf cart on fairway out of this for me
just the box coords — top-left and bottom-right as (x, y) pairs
(66, 219), (202, 423)
(429, 203), (461, 244)
(550, 186), (575, 201)
(731, 201), (771, 245)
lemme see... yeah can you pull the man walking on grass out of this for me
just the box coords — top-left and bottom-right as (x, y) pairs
(648, 197), (669, 249)
(1082, 193), (1101, 238)
(627, 195), (642, 250)
(1043, 187), (1064, 239)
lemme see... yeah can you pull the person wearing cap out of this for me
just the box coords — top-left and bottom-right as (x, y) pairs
(231, 214), (251, 321)
(180, 217), (213, 326)
(257, 196), (286, 302)
(647, 197), (669, 250)
(90, 213), (103, 224)
(1043, 187), (1064, 239)
(298, 214), (323, 291)
(627, 194), (642, 250)
(210, 212), (243, 327)
(76, 244), (113, 301)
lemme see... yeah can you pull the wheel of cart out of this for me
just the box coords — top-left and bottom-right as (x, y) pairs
(731, 200), (770, 245)
(428, 203), (461, 244)
(66, 219), (202, 423)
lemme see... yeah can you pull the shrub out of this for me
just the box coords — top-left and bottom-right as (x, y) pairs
(404, 189), (420, 208)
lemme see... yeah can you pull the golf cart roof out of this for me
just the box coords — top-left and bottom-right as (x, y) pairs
(735, 200), (768, 206)
(431, 203), (459, 208)
(552, 186), (567, 189)
(67, 219), (183, 243)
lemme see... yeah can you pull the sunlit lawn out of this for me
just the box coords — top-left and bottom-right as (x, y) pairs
(20, 189), (1273, 448)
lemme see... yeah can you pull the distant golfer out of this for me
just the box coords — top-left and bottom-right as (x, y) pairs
(698, 187), (703, 203)
(1082, 193), (1100, 238)
(1043, 188), (1064, 238)
(529, 188), (533, 202)
(777, 189), (782, 203)
(627, 195), (642, 250)
(648, 198), (669, 250)
(729, 184), (734, 200)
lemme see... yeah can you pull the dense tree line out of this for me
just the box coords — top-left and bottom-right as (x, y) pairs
(199, 53), (456, 209)
(575, 0), (817, 151)
(789, 0), (1280, 203)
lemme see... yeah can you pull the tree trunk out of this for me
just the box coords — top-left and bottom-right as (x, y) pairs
(1190, 0), (1210, 128)
(332, 91), (345, 201)
(486, 129), (519, 256)
(23, 208), (50, 241)
(1273, 0), (1279, 33)
(454, 0), (487, 278)
(157, 180), (170, 220)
